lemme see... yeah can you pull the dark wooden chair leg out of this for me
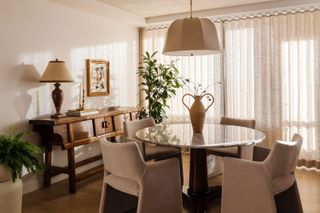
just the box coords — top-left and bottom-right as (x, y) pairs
(274, 181), (303, 213)
(236, 146), (242, 158)
(178, 152), (184, 186)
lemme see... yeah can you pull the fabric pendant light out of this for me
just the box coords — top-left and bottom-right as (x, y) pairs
(163, 0), (220, 56)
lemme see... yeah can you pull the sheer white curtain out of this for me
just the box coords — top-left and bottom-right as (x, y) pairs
(224, 11), (320, 168)
(141, 23), (223, 124)
(140, 10), (320, 168)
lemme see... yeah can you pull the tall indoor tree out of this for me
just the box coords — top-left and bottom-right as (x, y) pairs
(137, 51), (182, 124)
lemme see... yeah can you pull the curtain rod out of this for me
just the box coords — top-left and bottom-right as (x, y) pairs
(143, 5), (320, 31)
(217, 5), (320, 22)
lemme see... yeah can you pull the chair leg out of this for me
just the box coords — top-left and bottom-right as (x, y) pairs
(99, 182), (107, 213)
(178, 152), (184, 186)
(274, 181), (303, 213)
(236, 146), (242, 158)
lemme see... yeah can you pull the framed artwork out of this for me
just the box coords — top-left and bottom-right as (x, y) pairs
(86, 59), (110, 97)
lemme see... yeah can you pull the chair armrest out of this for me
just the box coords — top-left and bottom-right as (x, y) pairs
(253, 146), (271, 162)
(222, 158), (276, 213)
(139, 158), (182, 213)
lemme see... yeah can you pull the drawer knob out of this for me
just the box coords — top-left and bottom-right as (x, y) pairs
(102, 121), (108, 128)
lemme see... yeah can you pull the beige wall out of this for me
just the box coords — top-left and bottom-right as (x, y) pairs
(0, 0), (139, 194)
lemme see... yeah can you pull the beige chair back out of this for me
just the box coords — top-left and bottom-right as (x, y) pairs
(220, 117), (256, 129)
(100, 139), (146, 181)
(264, 133), (302, 178)
(123, 118), (156, 139)
(123, 118), (156, 157)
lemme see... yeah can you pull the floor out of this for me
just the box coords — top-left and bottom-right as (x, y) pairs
(23, 155), (320, 213)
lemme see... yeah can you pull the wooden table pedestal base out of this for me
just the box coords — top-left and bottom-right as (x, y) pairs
(183, 148), (222, 213)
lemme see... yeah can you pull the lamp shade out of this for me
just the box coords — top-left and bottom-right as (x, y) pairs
(163, 17), (220, 56)
(40, 59), (74, 83)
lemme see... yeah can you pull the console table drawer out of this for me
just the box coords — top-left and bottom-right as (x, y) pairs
(95, 117), (113, 136)
(95, 118), (105, 136)
(73, 120), (94, 141)
(104, 117), (113, 133)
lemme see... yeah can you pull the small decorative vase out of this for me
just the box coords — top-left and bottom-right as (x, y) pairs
(182, 93), (214, 133)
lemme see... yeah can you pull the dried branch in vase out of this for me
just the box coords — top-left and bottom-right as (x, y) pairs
(181, 78), (221, 96)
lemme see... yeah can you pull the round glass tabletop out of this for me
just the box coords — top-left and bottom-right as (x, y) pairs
(136, 123), (265, 149)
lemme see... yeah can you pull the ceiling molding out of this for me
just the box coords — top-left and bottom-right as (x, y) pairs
(146, 0), (320, 24)
(48, 0), (145, 26)
(98, 0), (277, 18)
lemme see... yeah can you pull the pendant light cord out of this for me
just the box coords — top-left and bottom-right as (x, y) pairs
(190, 0), (193, 18)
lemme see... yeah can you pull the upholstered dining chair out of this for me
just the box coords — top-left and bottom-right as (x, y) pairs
(221, 134), (303, 213)
(99, 139), (183, 213)
(206, 117), (256, 178)
(207, 117), (256, 158)
(123, 118), (183, 184)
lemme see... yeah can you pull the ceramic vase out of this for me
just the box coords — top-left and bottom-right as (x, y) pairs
(182, 93), (214, 133)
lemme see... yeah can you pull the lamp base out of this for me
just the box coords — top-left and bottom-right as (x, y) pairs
(51, 114), (67, 119)
(52, 82), (64, 118)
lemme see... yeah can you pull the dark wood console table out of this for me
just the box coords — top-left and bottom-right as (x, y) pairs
(29, 107), (138, 194)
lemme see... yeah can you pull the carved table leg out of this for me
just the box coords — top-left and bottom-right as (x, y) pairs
(68, 148), (76, 194)
(44, 144), (52, 188)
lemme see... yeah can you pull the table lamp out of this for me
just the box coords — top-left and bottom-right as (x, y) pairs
(40, 59), (74, 118)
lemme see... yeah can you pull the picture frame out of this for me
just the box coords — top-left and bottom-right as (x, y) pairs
(86, 59), (110, 97)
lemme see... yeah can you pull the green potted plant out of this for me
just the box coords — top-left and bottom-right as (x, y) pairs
(0, 130), (43, 213)
(0, 130), (43, 182)
(137, 51), (183, 123)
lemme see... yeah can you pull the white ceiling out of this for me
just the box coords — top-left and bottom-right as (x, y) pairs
(49, 0), (320, 26)
(98, 0), (280, 18)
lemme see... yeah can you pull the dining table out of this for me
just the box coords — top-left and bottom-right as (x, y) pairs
(135, 123), (265, 213)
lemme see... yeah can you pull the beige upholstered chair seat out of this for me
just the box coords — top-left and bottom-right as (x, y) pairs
(104, 174), (140, 196)
(271, 174), (295, 195)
